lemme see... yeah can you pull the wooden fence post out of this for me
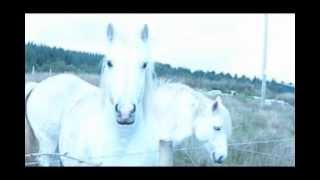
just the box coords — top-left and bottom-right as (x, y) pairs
(159, 140), (173, 166)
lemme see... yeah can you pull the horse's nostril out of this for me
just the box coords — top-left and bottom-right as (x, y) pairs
(215, 156), (224, 164)
(115, 104), (135, 116)
(212, 152), (224, 164)
(131, 104), (136, 114)
(115, 104), (120, 113)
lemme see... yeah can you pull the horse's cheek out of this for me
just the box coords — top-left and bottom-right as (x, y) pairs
(195, 125), (208, 141)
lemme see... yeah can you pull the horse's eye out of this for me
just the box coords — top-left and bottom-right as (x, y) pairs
(213, 126), (221, 131)
(107, 60), (113, 68)
(142, 62), (148, 69)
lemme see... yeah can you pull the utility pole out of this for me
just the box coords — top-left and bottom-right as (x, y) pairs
(32, 65), (35, 74)
(261, 14), (268, 108)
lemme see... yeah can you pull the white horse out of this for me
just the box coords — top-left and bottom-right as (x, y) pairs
(151, 81), (232, 164)
(58, 23), (157, 166)
(25, 74), (99, 166)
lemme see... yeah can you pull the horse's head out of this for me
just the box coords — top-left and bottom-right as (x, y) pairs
(195, 96), (230, 164)
(100, 23), (153, 125)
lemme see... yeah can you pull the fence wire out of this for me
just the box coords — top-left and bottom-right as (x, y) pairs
(25, 138), (294, 166)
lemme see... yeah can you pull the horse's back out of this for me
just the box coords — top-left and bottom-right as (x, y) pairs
(27, 73), (98, 123)
(26, 73), (99, 153)
(154, 82), (197, 109)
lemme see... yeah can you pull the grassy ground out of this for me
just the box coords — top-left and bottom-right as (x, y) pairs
(174, 93), (295, 166)
(25, 73), (295, 166)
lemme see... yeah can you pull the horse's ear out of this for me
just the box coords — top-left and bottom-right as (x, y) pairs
(141, 24), (148, 42)
(212, 96), (222, 112)
(107, 23), (114, 42)
(212, 101), (218, 112)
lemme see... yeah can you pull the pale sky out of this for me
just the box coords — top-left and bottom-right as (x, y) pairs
(25, 13), (295, 84)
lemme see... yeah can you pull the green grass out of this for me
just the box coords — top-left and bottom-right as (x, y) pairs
(25, 73), (295, 166)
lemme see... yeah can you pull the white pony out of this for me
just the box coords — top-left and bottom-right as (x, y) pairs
(58, 23), (157, 166)
(25, 74), (99, 166)
(151, 82), (232, 164)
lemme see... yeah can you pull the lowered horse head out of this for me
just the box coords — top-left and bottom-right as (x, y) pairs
(194, 96), (232, 164)
(100, 23), (155, 126)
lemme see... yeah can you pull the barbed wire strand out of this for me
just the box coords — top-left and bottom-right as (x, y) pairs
(25, 161), (39, 166)
(184, 150), (196, 165)
(25, 152), (101, 166)
(25, 138), (294, 166)
(229, 147), (290, 159)
(228, 138), (294, 146)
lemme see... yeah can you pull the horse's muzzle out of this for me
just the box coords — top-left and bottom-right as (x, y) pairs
(212, 152), (225, 164)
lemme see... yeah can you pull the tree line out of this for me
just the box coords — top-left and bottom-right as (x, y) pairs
(25, 42), (103, 74)
(25, 42), (294, 96)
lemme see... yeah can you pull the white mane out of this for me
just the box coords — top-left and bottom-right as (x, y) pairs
(154, 80), (232, 138)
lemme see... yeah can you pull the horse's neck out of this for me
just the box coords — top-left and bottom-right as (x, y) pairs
(192, 92), (211, 125)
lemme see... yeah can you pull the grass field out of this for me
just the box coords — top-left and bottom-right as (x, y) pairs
(25, 73), (295, 166)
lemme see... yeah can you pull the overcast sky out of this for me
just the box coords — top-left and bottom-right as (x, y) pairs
(25, 13), (295, 84)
